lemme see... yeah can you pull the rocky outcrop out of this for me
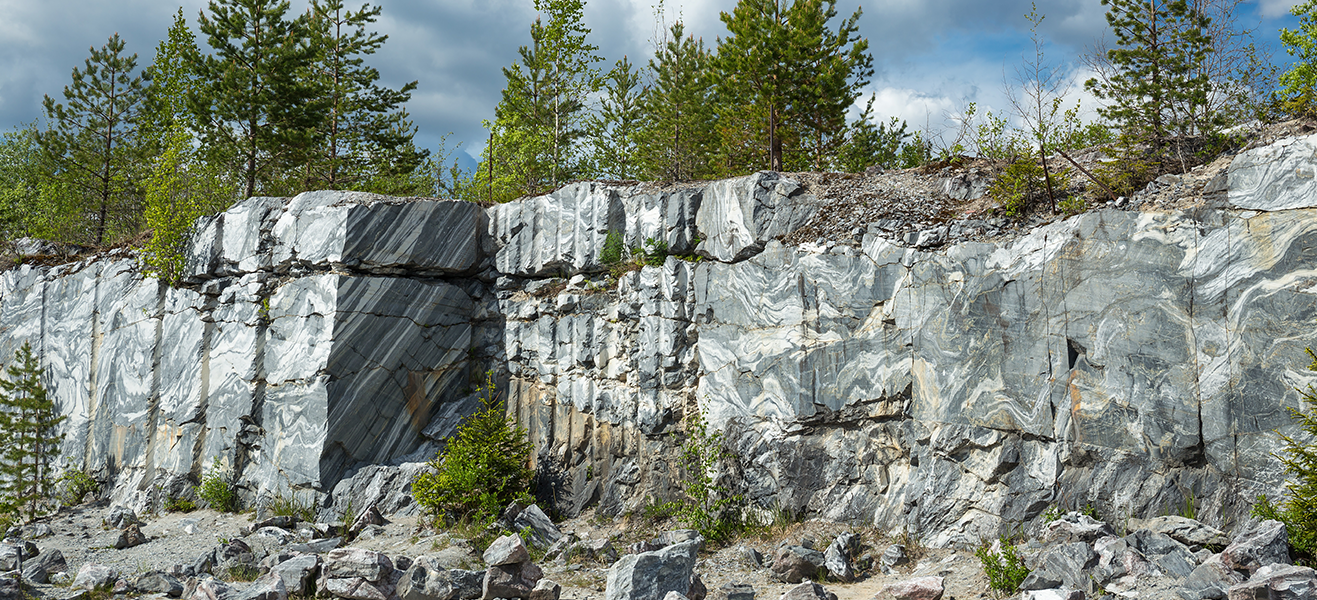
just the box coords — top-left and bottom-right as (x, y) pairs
(6, 138), (1317, 543)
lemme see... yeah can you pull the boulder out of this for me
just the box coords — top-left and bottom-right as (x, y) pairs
(1140, 516), (1231, 549)
(105, 505), (141, 529)
(318, 548), (397, 600)
(1182, 553), (1245, 600)
(137, 572), (186, 597)
(253, 527), (297, 546)
(823, 533), (858, 583)
(1041, 513), (1116, 545)
(190, 577), (235, 600)
(270, 554), (321, 596)
(288, 538), (343, 554)
(217, 540), (258, 572)
(528, 579), (561, 600)
(397, 557), (482, 600)
(711, 583), (754, 600)
(0, 545), (18, 572)
(880, 545), (909, 570)
(513, 505), (562, 550)
(736, 546), (763, 568)
(348, 505), (386, 538)
(115, 523), (148, 549)
(605, 539), (700, 600)
(1227, 564), (1317, 600)
(233, 573), (288, 600)
(73, 563), (118, 590)
(687, 574), (707, 600)
(22, 548), (66, 584)
(482, 562), (543, 600)
(877, 576), (944, 600)
(1021, 539), (1095, 589)
(769, 546), (825, 584)
(483, 535), (531, 567)
(1223, 520), (1291, 576)
(1021, 592), (1084, 600)
(778, 581), (831, 600)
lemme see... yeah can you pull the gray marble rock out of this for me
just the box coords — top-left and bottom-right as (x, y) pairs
(1223, 520), (1291, 576)
(695, 172), (819, 262)
(513, 505), (562, 550)
(74, 563), (117, 590)
(1228, 134), (1317, 211)
(483, 535), (530, 567)
(605, 540), (700, 600)
(270, 554), (320, 596)
(397, 558), (482, 600)
(1139, 516), (1230, 548)
(1227, 564), (1317, 600)
(22, 549), (66, 584)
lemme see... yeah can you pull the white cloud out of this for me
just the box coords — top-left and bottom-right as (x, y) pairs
(1260, 0), (1301, 19)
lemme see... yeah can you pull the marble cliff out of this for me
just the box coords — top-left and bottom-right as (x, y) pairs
(5, 134), (1317, 547)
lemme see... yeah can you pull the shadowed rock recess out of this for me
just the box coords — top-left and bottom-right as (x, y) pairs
(5, 137), (1317, 545)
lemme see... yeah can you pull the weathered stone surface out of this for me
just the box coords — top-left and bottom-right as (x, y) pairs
(191, 577), (235, 600)
(115, 523), (148, 549)
(234, 573), (288, 600)
(22, 549), (66, 584)
(1020, 542), (1095, 591)
(876, 576), (943, 600)
(1140, 516), (1230, 548)
(778, 581), (829, 600)
(137, 572), (185, 597)
(0, 572), (17, 600)
(695, 172), (819, 262)
(74, 563), (117, 590)
(483, 535), (530, 567)
(711, 583), (754, 600)
(605, 540), (700, 600)
(1227, 564), (1317, 600)
(1041, 514), (1116, 545)
(270, 554), (320, 596)
(528, 578), (561, 600)
(823, 533), (858, 583)
(1223, 520), (1291, 576)
(482, 563), (541, 600)
(397, 558), (481, 600)
(1228, 134), (1317, 211)
(321, 548), (394, 583)
(509, 504), (560, 550)
(770, 546), (824, 584)
(1183, 553), (1245, 600)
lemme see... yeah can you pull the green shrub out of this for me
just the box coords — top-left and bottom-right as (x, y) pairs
(164, 496), (197, 513)
(1089, 138), (1156, 199)
(639, 238), (668, 267)
(989, 155), (1071, 218)
(976, 538), (1031, 596)
(270, 491), (315, 522)
(57, 469), (100, 506)
(1251, 347), (1317, 559)
(668, 407), (745, 543)
(412, 371), (534, 525)
(599, 230), (625, 265)
(197, 461), (237, 512)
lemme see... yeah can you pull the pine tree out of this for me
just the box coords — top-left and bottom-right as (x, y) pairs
(39, 33), (149, 246)
(836, 97), (911, 172)
(140, 10), (235, 283)
(0, 341), (66, 522)
(784, 0), (872, 171)
(304, 0), (427, 191)
(1085, 0), (1213, 163)
(637, 22), (718, 181)
(0, 124), (67, 245)
(717, 0), (791, 172)
(587, 56), (643, 180)
(192, 0), (321, 198)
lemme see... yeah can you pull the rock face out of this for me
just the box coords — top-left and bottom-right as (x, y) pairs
(6, 139), (1317, 541)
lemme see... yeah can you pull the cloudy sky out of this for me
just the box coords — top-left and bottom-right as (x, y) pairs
(0, 0), (1304, 168)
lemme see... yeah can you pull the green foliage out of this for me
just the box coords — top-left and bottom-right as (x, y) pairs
(412, 371), (534, 525)
(197, 460), (238, 513)
(0, 340), (68, 522)
(589, 56), (644, 180)
(636, 22), (718, 181)
(1086, 0), (1216, 158)
(1041, 504), (1064, 522)
(1281, 0), (1317, 117)
(57, 469), (100, 506)
(669, 407), (745, 543)
(164, 496), (197, 513)
(270, 491), (315, 523)
(140, 11), (235, 284)
(638, 238), (668, 267)
(1089, 137), (1156, 199)
(1251, 347), (1317, 559)
(225, 565), (261, 583)
(0, 124), (68, 246)
(192, 0), (321, 198)
(472, 0), (601, 202)
(39, 33), (149, 247)
(976, 538), (1031, 596)
(599, 230), (626, 265)
(989, 154), (1071, 218)
(837, 98), (912, 172)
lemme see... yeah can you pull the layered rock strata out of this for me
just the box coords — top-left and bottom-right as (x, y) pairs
(3, 143), (1317, 545)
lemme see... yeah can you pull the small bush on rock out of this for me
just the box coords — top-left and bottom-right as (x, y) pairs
(197, 461), (237, 512)
(668, 407), (745, 543)
(412, 371), (534, 525)
(599, 230), (625, 265)
(976, 538), (1030, 596)
(57, 469), (100, 506)
(1252, 347), (1317, 559)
